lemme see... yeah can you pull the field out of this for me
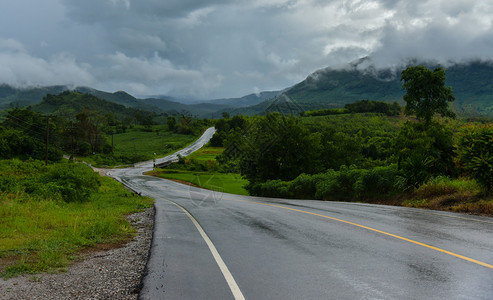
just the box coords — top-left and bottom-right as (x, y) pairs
(155, 170), (249, 196)
(112, 126), (198, 158)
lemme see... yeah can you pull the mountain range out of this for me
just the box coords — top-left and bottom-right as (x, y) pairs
(1, 60), (493, 117)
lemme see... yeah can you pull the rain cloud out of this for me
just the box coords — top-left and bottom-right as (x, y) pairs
(1, 0), (492, 98)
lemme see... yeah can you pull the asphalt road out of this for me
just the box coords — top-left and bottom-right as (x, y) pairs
(110, 128), (493, 300)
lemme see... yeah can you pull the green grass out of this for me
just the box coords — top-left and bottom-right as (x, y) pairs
(149, 169), (249, 196)
(112, 126), (198, 158)
(187, 147), (224, 162)
(0, 175), (153, 278)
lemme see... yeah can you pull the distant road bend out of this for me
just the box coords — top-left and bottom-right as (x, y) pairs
(109, 127), (493, 299)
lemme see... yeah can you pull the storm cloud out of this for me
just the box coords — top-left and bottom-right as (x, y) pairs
(1, 0), (492, 98)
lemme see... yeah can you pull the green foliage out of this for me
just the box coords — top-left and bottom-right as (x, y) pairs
(249, 165), (405, 201)
(345, 100), (401, 116)
(456, 124), (493, 192)
(0, 160), (100, 202)
(401, 66), (455, 123)
(353, 166), (406, 199)
(210, 115), (249, 147)
(0, 108), (62, 161)
(301, 108), (348, 117)
(167, 116), (177, 131)
(40, 163), (101, 202)
(414, 176), (480, 198)
(314, 166), (365, 201)
(235, 113), (320, 183)
(394, 121), (456, 186)
(301, 100), (401, 117)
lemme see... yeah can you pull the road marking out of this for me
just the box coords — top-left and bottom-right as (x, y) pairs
(165, 199), (246, 300)
(236, 199), (493, 270)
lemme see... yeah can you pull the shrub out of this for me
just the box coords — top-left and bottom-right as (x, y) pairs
(456, 124), (493, 193)
(248, 180), (292, 198)
(288, 173), (327, 199)
(41, 163), (101, 202)
(353, 165), (406, 199)
(315, 166), (363, 201)
(415, 176), (480, 198)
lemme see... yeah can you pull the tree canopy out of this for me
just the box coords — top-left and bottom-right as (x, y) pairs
(401, 66), (455, 123)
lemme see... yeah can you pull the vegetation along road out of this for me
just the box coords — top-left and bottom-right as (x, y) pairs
(110, 127), (493, 300)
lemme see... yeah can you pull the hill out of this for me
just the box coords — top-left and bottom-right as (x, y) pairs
(33, 91), (148, 120)
(236, 61), (493, 116)
(0, 85), (230, 117)
(208, 91), (282, 107)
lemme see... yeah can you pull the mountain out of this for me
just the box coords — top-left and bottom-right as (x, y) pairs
(235, 60), (493, 116)
(0, 84), (69, 108)
(0, 85), (229, 117)
(33, 91), (149, 120)
(208, 91), (282, 108)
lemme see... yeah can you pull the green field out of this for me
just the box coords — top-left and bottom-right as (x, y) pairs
(81, 126), (201, 167)
(187, 147), (224, 162)
(153, 170), (249, 196)
(112, 126), (199, 158)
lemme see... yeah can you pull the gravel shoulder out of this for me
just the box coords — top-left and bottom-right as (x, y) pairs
(0, 207), (154, 300)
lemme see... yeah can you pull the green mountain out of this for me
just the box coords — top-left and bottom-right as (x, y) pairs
(0, 84), (69, 108)
(33, 91), (147, 120)
(208, 91), (282, 107)
(235, 61), (493, 116)
(0, 85), (230, 117)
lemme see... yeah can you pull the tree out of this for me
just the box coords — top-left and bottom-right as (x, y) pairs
(235, 113), (319, 185)
(167, 117), (177, 132)
(401, 66), (455, 123)
(393, 121), (456, 186)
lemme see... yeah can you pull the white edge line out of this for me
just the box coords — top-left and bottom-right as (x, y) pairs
(168, 200), (246, 300)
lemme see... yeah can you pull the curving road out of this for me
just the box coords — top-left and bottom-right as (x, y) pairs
(110, 127), (493, 299)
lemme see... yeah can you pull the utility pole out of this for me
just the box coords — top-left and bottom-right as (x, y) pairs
(42, 115), (56, 166)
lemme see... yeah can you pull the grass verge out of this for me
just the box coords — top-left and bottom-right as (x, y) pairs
(0, 175), (153, 278)
(401, 176), (493, 215)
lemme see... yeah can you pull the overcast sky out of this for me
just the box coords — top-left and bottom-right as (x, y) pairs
(1, 0), (492, 99)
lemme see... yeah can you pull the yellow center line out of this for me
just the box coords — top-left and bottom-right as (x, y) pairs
(233, 199), (493, 270)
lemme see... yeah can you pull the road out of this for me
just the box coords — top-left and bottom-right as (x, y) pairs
(110, 128), (493, 299)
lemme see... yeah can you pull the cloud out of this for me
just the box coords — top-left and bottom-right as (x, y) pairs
(1, 0), (493, 98)
(0, 38), (94, 87)
(98, 51), (223, 97)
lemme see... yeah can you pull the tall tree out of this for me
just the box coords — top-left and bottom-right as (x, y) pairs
(401, 66), (455, 123)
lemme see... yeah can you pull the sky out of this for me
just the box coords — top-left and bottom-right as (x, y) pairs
(1, 0), (492, 99)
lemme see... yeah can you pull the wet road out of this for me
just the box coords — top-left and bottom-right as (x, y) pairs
(110, 128), (493, 299)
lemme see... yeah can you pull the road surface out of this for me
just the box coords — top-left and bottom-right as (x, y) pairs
(110, 128), (493, 299)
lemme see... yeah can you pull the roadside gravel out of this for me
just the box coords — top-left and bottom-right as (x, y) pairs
(0, 207), (154, 300)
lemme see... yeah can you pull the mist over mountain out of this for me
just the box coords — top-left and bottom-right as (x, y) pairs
(230, 60), (493, 116)
(2, 60), (493, 118)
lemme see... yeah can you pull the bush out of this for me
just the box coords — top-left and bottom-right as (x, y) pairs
(415, 176), (480, 198)
(248, 180), (292, 198)
(40, 163), (101, 202)
(456, 124), (493, 193)
(315, 166), (363, 201)
(354, 165), (406, 199)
